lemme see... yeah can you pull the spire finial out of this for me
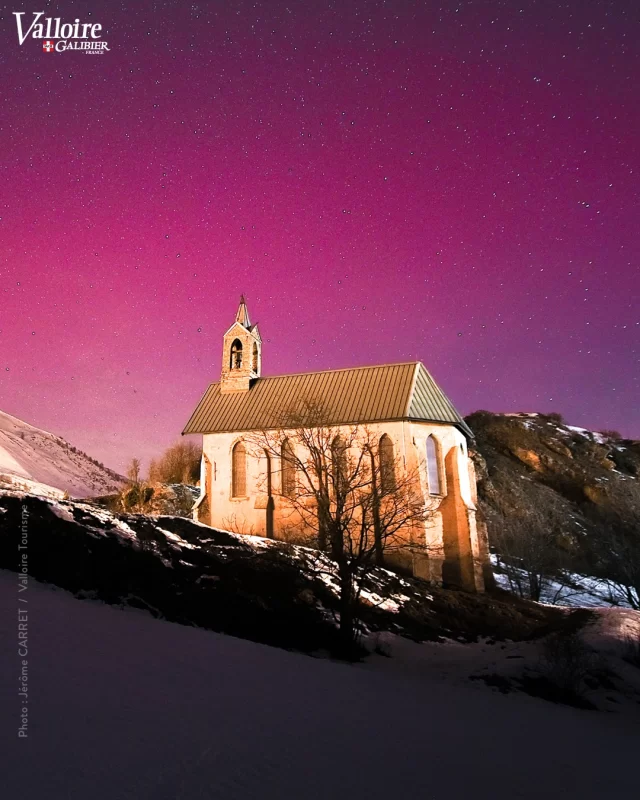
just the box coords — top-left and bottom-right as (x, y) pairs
(235, 295), (251, 328)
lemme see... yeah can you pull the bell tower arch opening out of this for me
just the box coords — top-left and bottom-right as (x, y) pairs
(230, 339), (243, 370)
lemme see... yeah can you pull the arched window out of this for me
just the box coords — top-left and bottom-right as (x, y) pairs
(379, 434), (396, 494)
(281, 439), (295, 498)
(426, 435), (441, 495)
(331, 436), (347, 493)
(231, 441), (246, 497)
(230, 339), (243, 370)
(252, 342), (259, 372)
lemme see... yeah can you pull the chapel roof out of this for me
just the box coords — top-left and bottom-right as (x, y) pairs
(182, 361), (473, 439)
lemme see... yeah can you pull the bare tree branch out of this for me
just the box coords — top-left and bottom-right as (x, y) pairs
(245, 400), (433, 656)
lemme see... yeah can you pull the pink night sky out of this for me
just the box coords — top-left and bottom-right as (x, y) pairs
(1, 1), (638, 473)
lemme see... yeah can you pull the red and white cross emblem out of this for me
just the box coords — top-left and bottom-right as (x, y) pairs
(43, 41), (54, 53)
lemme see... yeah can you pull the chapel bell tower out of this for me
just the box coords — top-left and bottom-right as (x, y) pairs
(220, 295), (262, 393)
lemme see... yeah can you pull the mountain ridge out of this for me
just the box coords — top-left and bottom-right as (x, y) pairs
(0, 409), (125, 498)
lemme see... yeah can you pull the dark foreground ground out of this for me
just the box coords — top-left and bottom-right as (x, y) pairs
(1, 568), (639, 800)
(0, 489), (584, 654)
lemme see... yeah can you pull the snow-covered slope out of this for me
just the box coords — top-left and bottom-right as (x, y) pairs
(0, 409), (124, 498)
(1, 569), (638, 800)
(1, 488), (596, 652)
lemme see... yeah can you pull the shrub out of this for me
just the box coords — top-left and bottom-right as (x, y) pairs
(622, 635), (640, 669)
(541, 632), (594, 698)
(599, 429), (622, 441)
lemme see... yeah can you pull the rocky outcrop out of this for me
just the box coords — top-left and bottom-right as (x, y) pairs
(466, 411), (640, 580)
(511, 448), (543, 472)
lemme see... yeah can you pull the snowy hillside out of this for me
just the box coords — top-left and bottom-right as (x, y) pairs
(0, 410), (124, 498)
(1, 569), (639, 800)
(0, 488), (573, 652)
(2, 488), (640, 709)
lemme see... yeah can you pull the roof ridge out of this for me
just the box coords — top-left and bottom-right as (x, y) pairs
(204, 361), (421, 386)
(404, 362), (421, 417)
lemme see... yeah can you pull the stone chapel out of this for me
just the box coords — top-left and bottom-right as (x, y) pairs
(183, 297), (488, 591)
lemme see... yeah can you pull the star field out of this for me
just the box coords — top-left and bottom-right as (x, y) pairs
(0, 0), (638, 470)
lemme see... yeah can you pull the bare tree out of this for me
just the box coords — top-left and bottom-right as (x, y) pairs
(121, 457), (152, 514)
(127, 458), (142, 485)
(600, 548), (640, 610)
(541, 632), (594, 701)
(222, 512), (257, 537)
(148, 441), (201, 485)
(248, 401), (432, 656)
(489, 503), (569, 602)
(590, 487), (640, 610)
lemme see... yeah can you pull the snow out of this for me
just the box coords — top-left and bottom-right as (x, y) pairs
(0, 446), (29, 476)
(491, 556), (637, 609)
(315, 568), (342, 595)
(358, 590), (416, 612)
(0, 472), (66, 500)
(0, 409), (124, 498)
(49, 502), (75, 522)
(563, 425), (606, 444)
(566, 424), (590, 435)
(226, 530), (277, 549)
(1, 569), (638, 799)
(13, 492), (151, 544)
(583, 607), (640, 655)
(157, 527), (197, 550)
(360, 590), (402, 612)
(112, 518), (137, 539)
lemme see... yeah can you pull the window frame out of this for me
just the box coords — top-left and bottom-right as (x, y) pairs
(378, 433), (396, 494)
(231, 440), (248, 499)
(426, 434), (443, 497)
(280, 439), (296, 499)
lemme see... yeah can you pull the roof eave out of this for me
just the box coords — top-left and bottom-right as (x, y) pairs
(181, 383), (216, 435)
(188, 415), (473, 437)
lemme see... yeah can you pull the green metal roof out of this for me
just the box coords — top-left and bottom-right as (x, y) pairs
(183, 362), (473, 439)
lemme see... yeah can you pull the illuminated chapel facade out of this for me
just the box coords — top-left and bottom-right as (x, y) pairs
(183, 297), (488, 591)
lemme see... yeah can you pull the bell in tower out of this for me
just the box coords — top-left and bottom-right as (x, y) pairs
(220, 295), (262, 393)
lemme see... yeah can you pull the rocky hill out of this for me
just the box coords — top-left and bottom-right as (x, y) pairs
(467, 411), (640, 606)
(0, 410), (124, 498)
(0, 487), (581, 652)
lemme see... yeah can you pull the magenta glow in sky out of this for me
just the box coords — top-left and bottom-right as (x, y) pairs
(1, 0), (638, 471)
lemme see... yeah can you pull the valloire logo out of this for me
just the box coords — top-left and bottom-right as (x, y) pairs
(13, 11), (111, 53)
